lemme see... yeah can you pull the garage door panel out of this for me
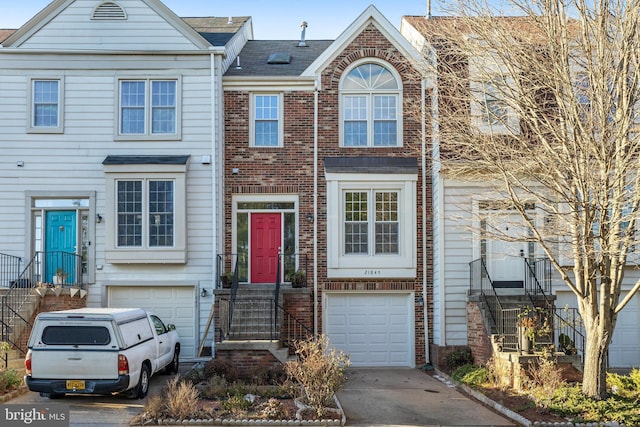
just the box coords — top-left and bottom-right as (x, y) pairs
(325, 293), (413, 367)
(108, 286), (195, 359)
(558, 291), (640, 368)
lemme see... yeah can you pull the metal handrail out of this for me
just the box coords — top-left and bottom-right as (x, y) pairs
(469, 258), (504, 331)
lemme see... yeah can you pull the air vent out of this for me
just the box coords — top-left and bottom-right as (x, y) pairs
(267, 52), (291, 64)
(92, 2), (127, 20)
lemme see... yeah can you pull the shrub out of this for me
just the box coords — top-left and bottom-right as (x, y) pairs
(444, 348), (473, 372)
(486, 356), (512, 391)
(259, 398), (286, 420)
(203, 358), (239, 383)
(451, 364), (489, 386)
(143, 394), (165, 420)
(199, 374), (228, 400)
(164, 376), (200, 420)
(608, 368), (640, 398)
(221, 393), (253, 415)
(285, 334), (351, 417)
(247, 364), (286, 385)
(0, 369), (23, 394)
(521, 349), (565, 407)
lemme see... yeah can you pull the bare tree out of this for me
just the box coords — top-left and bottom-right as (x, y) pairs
(416, 0), (640, 399)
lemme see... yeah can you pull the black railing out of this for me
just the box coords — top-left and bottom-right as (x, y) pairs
(216, 297), (313, 345)
(0, 253), (22, 368)
(280, 253), (309, 288)
(554, 307), (585, 359)
(524, 258), (552, 297)
(216, 253), (239, 289)
(469, 258), (504, 332)
(0, 253), (22, 289)
(1, 251), (83, 360)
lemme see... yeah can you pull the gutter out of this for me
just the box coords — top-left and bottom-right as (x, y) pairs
(422, 78), (431, 365)
(313, 79), (319, 337)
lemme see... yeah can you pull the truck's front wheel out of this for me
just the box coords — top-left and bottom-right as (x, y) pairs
(130, 364), (150, 399)
(165, 346), (180, 374)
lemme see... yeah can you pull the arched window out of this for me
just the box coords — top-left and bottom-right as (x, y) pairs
(340, 62), (402, 147)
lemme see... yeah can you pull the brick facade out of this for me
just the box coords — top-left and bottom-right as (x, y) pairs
(222, 21), (432, 368)
(466, 301), (494, 365)
(16, 288), (87, 351)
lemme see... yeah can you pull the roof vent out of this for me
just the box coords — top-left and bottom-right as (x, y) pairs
(298, 21), (308, 47)
(92, 2), (127, 20)
(228, 16), (233, 24)
(267, 52), (291, 64)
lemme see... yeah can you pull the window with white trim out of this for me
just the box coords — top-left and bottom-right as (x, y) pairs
(469, 56), (520, 135)
(345, 190), (399, 255)
(326, 172), (416, 278)
(250, 93), (283, 147)
(116, 179), (174, 247)
(104, 159), (187, 264)
(28, 79), (64, 133)
(117, 78), (181, 139)
(340, 62), (402, 147)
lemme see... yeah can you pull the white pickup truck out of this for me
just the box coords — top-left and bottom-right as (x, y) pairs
(24, 307), (180, 399)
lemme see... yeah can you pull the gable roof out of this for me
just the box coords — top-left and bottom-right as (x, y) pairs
(224, 40), (333, 77)
(0, 29), (16, 44)
(182, 16), (251, 47)
(2, 0), (215, 49)
(402, 15), (580, 46)
(302, 5), (424, 79)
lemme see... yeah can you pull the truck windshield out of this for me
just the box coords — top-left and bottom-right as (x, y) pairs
(42, 326), (111, 345)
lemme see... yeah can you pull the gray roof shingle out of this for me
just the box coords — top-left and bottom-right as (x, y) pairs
(225, 40), (333, 77)
(182, 16), (250, 47)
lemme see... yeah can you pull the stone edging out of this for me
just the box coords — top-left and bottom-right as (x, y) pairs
(0, 385), (29, 403)
(149, 390), (346, 426)
(433, 369), (627, 427)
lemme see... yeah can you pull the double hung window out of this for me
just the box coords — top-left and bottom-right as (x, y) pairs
(341, 62), (402, 147)
(104, 157), (187, 264)
(251, 94), (282, 147)
(116, 179), (174, 248)
(29, 79), (64, 133)
(118, 78), (180, 139)
(344, 190), (399, 255)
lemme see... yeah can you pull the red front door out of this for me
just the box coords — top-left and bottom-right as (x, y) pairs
(250, 213), (281, 283)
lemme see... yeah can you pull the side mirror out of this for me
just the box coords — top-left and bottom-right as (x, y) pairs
(167, 324), (176, 331)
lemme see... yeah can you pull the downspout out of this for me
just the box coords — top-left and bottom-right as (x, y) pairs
(210, 48), (217, 357)
(421, 78), (430, 364)
(313, 79), (319, 337)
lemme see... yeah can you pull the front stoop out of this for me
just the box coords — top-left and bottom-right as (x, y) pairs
(215, 339), (290, 364)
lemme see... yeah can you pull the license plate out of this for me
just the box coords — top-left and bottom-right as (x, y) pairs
(66, 380), (85, 390)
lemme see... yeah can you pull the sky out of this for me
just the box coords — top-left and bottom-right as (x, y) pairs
(0, 0), (437, 40)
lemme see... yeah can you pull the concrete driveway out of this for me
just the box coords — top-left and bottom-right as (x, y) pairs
(336, 368), (517, 427)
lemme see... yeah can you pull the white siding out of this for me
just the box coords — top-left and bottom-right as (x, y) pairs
(16, 0), (203, 51)
(440, 181), (481, 346)
(0, 51), (216, 359)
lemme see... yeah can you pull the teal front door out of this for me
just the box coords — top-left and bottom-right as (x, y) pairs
(45, 211), (77, 284)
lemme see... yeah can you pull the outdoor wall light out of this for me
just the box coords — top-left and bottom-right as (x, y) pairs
(306, 213), (313, 222)
(96, 214), (103, 223)
(201, 288), (208, 297)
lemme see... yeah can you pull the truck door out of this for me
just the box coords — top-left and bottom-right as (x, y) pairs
(150, 315), (172, 368)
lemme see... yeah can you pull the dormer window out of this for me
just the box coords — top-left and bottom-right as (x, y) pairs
(92, 2), (127, 20)
(340, 61), (403, 147)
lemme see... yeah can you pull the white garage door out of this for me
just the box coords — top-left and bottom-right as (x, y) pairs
(609, 292), (640, 368)
(556, 291), (640, 368)
(324, 293), (414, 367)
(108, 286), (196, 359)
